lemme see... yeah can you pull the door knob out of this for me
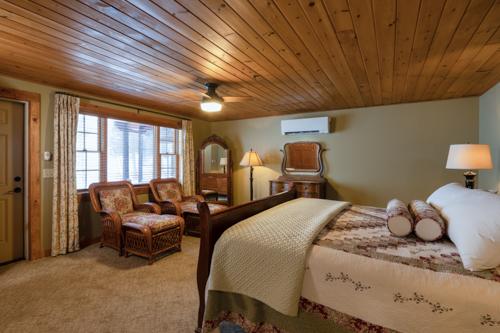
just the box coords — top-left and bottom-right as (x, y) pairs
(4, 187), (22, 195)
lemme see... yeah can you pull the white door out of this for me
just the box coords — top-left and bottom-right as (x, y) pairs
(0, 99), (24, 263)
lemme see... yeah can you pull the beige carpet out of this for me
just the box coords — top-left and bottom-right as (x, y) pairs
(0, 237), (200, 333)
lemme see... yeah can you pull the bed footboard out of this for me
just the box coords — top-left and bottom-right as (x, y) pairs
(195, 188), (297, 332)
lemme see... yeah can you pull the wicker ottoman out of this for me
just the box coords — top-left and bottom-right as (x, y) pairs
(121, 213), (184, 264)
(179, 202), (228, 236)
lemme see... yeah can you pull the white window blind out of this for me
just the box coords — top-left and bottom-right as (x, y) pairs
(159, 127), (177, 178)
(75, 112), (179, 190)
(107, 118), (155, 184)
(76, 114), (100, 189)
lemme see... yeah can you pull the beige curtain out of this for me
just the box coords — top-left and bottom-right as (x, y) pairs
(51, 94), (80, 256)
(180, 119), (195, 196)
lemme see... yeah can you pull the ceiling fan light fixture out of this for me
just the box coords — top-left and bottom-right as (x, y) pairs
(200, 96), (223, 112)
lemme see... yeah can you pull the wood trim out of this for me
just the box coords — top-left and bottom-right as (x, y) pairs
(195, 188), (297, 331)
(0, 88), (42, 260)
(79, 102), (182, 129)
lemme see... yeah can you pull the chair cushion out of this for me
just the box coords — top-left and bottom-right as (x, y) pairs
(156, 182), (182, 202)
(180, 202), (228, 215)
(122, 212), (183, 233)
(99, 188), (134, 215)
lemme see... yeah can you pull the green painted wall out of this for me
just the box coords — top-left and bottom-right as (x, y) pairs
(478, 83), (500, 192)
(210, 98), (479, 207)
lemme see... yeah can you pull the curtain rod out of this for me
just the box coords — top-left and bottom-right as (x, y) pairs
(55, 91), (191, 121)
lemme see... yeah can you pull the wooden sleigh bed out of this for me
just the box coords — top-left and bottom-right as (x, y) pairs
(194, 188), (500, 333)
(196, 188), (298, 331)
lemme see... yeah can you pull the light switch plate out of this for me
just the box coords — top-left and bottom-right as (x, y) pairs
(42, 169), (54, 178)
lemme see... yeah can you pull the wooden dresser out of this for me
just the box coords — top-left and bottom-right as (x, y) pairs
(269, 142), (327, 199)
(269, 176), (326, 198)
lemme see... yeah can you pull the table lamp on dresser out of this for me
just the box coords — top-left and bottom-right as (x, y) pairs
(446, 144), (493, 189)
(240, 149), (263, 201)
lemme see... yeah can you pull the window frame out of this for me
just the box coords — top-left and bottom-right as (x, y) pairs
(76, 114), (102, 190)
(157, 126), (179, 180)
(77, 103), (182, 193)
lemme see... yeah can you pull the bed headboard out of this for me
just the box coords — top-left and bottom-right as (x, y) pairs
(195, 187), (297, 331)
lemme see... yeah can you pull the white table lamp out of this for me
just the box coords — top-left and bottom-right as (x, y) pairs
(446, 144), (493, 188)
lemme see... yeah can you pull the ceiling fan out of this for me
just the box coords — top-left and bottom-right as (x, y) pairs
(200, 83), (252, 112)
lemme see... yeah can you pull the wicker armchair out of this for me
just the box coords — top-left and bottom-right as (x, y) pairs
(149, 178), (228, 236)
(89, 181), (184, 264)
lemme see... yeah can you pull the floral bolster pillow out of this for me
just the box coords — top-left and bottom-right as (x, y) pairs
(408, 200), (445, 241)
(386, 199), (414, 237)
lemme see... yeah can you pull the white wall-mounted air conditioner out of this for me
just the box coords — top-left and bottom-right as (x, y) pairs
(281, 116), (330, 135)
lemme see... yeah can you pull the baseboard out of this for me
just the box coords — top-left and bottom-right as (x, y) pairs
(42, 237), (101, 258)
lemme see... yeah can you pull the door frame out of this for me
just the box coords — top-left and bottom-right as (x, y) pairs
(0, 88), (42, 260)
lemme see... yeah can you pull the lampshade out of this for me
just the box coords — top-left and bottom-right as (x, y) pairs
(219, 157), (227, 166)
(239, 149), (263, 167)
(446, 144), (493, 170)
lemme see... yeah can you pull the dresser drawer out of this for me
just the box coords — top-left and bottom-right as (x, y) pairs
(295, 183), (320, 193)
(270, 179), (325, 199)
(298, 191), (321, 198)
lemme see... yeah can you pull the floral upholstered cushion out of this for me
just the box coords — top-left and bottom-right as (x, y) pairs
(99, 188), (134, 215)
(122, 212), (183, 233)
(156, 182), (183, 202)
(180, 202), (228, 215)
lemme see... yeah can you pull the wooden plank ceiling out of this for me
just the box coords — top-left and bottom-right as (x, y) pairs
(0, 0), (498, 121)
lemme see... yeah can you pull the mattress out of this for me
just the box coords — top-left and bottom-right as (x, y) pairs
(303, 206), (500, 332)
(204, 205), (500, 333)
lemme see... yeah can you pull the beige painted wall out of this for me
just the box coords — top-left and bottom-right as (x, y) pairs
(211, 98), (479, 207)
(478, 83), (500, 192)
(0, 74), (210, 253)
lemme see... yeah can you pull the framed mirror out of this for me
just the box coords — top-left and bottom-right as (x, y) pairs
(202, 143), (228, 174)
(281, 142), (324, 177)
(196, 135), (232, 205)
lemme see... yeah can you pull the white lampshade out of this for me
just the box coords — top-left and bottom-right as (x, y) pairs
(446, 144), (493, 170)
(239, 149), (263, 167)
(219, 157), (227, 166)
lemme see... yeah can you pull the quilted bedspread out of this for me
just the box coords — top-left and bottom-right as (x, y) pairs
(207, 198), (350, 316)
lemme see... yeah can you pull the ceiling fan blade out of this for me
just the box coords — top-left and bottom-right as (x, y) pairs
(223, 96), (253, 102)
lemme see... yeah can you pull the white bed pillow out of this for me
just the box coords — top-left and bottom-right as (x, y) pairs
(426, 182), (469, 212)
(439, 189), (500, 271)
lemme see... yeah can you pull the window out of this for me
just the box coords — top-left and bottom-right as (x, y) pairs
(76, 114), (100, 189)
(75, 114), (179, 190)
(159, 127), (177, 178)
(107, 119), (155, 184)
